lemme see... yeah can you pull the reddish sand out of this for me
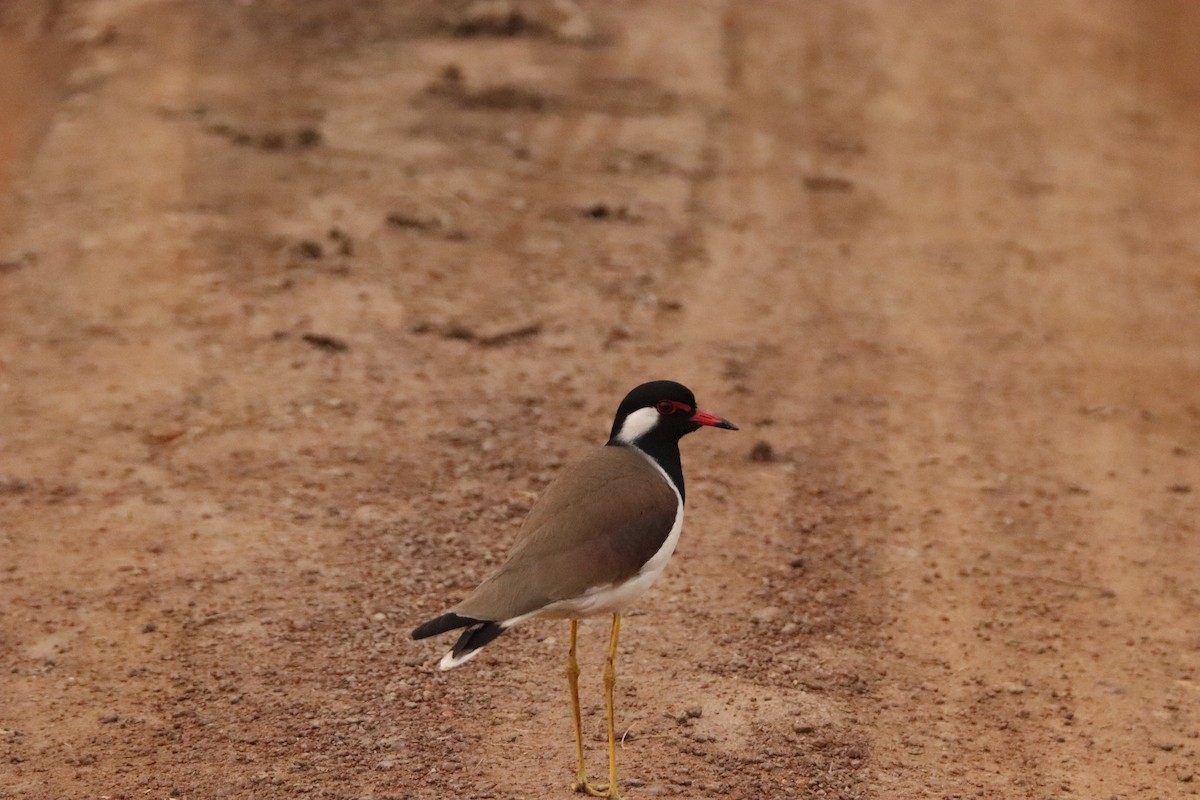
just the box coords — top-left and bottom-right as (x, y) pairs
(2, 2), (1198, 798)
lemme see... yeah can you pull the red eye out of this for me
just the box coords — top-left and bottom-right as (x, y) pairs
(655, 400), (676, 415)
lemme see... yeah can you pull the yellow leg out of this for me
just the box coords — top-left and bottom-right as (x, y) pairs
(569, 620), (607, 797)
(602, 613), (624, 800)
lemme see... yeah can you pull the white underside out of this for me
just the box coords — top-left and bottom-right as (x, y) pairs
(438, 447), (684, 669)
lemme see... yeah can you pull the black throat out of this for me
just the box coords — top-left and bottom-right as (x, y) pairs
(607, 434), (686, 504)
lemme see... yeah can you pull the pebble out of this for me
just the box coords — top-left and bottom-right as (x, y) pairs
(749, 441), (776, 462)
(751, 606), (783, 624)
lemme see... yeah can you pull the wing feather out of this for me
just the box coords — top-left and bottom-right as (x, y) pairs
(454, 446), (678, 621)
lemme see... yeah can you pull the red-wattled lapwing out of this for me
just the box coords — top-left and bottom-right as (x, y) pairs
(412, 380), (736, 798)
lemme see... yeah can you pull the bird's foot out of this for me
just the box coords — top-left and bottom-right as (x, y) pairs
(568, 777), (614, 796)
(573, 780), (624, 799)
(573, 779), (605, 796)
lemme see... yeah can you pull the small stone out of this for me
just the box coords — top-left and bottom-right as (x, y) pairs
(450, 0), (525, 36)
(259, 131), (287, 150)
(300, 332), (348, 352)
(685, 706), (703, 719)
(295, 127), (323, 148)
(751, 606), (783, 624)
(749, 441), (776, 462)
(550, 0), (596, 42)
(141, 622), (158, 633)
(295, 240), (323, 259)
(605, 325), (631, 344)
(99, 713), (119, 724)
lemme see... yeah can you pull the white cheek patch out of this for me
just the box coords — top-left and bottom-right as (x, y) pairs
(616, 406), (660, 444)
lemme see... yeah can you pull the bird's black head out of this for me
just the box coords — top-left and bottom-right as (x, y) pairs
(607, 380), (738, 447)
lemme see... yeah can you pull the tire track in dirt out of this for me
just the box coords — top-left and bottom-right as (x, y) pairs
(678, 2), (1200, 798)
(0, 3), (270, 795)
(626, 2), (893, 797)
(842, 3), (1200, 798)
(0, 5), (74, 210)
(850, 4), (1074, 794)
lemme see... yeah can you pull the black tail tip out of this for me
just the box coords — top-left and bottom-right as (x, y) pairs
(411, 612), (479, 640)
(441, 621), (506, 669)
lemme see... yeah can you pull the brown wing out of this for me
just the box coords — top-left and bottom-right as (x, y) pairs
(453, 446), (678, 622)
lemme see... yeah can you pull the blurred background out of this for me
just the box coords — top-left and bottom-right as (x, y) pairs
(1, 1), (1198, 798)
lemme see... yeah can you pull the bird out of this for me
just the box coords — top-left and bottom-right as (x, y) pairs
(411, 380), (737, 799)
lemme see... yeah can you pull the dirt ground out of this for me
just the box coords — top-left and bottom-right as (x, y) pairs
(2, 1), (1199, 798)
